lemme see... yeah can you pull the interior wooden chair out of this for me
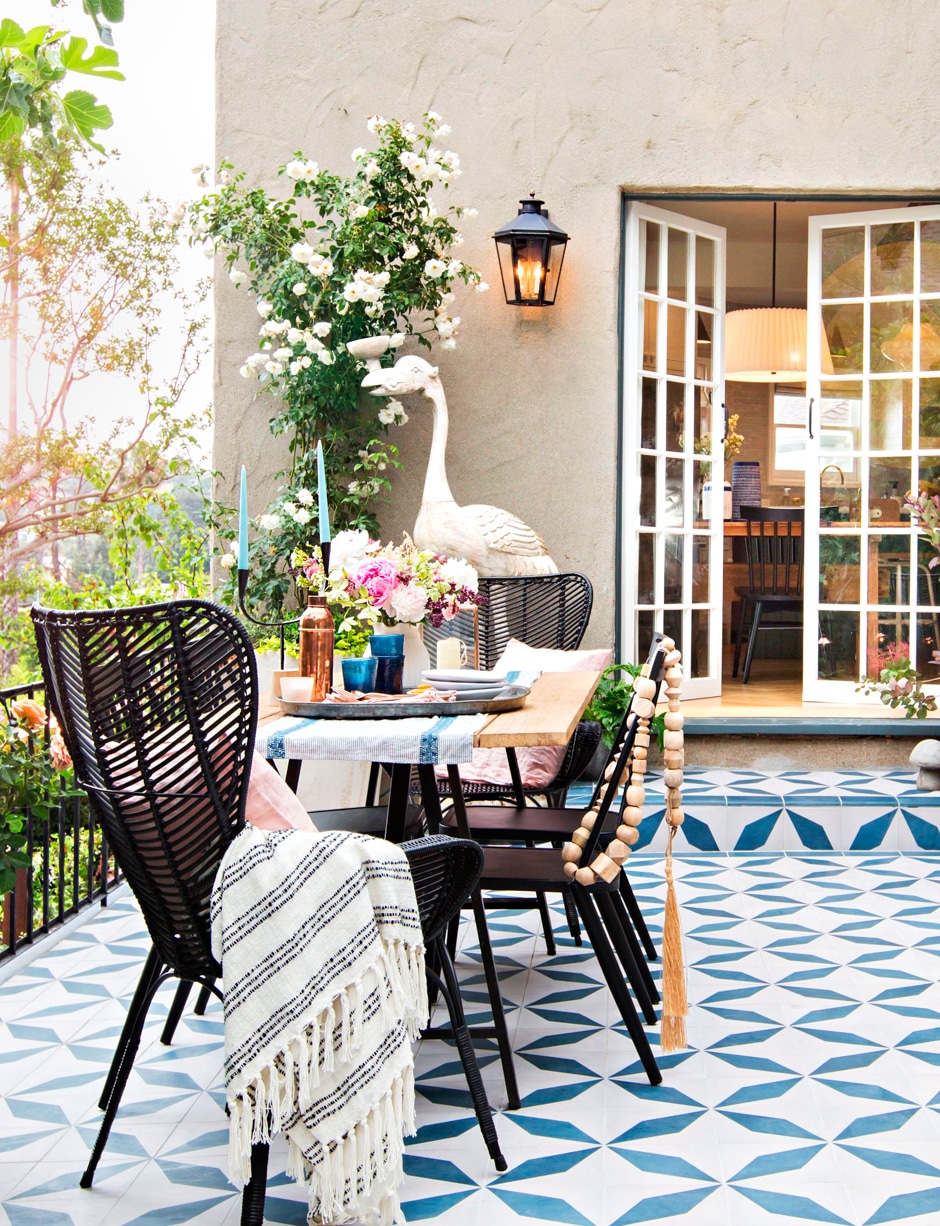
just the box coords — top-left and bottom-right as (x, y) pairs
(732, 505), (804, 684)
(31, 599), (505, 1221)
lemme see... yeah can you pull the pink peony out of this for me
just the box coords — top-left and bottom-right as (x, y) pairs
(351, 558), (400, 609)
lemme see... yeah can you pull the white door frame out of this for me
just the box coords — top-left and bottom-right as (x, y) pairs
(620, 200), (726, 698)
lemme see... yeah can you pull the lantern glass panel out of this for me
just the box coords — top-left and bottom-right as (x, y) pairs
(541, 235), (567, 305)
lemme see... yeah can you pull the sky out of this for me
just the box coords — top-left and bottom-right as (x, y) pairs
(9, 0), (216, 451)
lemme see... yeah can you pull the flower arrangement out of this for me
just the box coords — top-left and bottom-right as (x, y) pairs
(0, 698), (73, 895)
(193, 111), (487, 617)
(292, 529), (484, 649)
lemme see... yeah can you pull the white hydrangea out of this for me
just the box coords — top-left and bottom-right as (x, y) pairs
(439, 556), (479, 593)
(402, 243), (419, 260)
(293, 506), (312, 525)
(259, 513), (281, 531)
(313, 321), (332, 337)
(229, 268), (247, 287)
(296, 489), (314, 506)
(387, 582), (429, 624)
(424, 258), (446, 279)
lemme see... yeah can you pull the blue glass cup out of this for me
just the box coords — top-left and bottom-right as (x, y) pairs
(341, 656), (378, 692)
(373, 655), (404, 695)
(369, 633), (405, 657)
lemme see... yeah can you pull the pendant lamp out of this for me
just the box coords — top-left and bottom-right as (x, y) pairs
(725, 203), (834, 382)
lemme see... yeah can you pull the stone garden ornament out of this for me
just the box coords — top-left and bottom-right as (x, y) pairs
(356, 342), (558, 577)
(910, 739), (940, 791)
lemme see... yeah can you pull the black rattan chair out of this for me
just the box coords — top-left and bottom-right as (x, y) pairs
(31, 599), (505, 1221)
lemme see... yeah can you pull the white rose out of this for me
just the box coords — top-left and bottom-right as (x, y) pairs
(447, 259), (463, 276)
(389, 333), (406, 348)
(399, 150), (420, 172)
(289, 360), (301, 375)
(293, 507), (312, 525)
(443, 151), (460, 170)
(257, 300), (273, 318)
(302, 160), (319, 182)
(264, 360), (285, 375)
(247, 352), (268, 370)
(291, 242), (314, 264)
(436, 124), (451, 136)
(283, 501), (297, 516)
(364, 160), (380, 180)
(301, 355), (313, 368)
(239, 364), (253, 378)
(343, 283), (362, 303)
(220, 552), (236, 570)
(285, 160), (306, 181)
(351, 203), (370, 219)
(259, 514), (281, 531)
(402, 243), (419, 260)
(287, 327), (304, 344)
(439, 557), (479, 593)
(293, 282), (308, 296)
(476, 280), (490, 294)
(366, 114), (385, 135)
(387, 582), (429, 624)
(305, 333), (324, 353)
(436, 170), (452, 184)
(296, 489), (314, 506)
(347, 479), (361, 494)
(229, 268), (247, 287)
(436, 319), (454, 338)
(317, 350), (335, 365)
(351, 146), (367, 161)
(313, 321), (332, 337)
(329, 528), (372, 572)
(274, 347), (292, 360)
(441, 338), (457, 350)
(378, 398), (408, 426)
(427, 110), (443, 125)
(424, 259), (447, 279)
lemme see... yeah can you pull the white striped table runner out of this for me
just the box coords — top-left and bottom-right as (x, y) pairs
(255, 713), (489, 765)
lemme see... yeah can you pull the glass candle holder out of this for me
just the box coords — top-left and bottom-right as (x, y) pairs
(369, 633), (405, 657)
(341, 656), (378, 692)
(373, 655), (404, 695)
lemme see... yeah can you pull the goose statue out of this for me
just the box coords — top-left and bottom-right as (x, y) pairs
(360, 354), (558, 576)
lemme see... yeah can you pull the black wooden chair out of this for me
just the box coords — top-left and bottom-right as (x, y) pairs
(31, 599), (505, 1222)
(732, 506), (804, 684)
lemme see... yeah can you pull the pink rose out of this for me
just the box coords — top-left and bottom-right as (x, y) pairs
(351, 558), (400, 609)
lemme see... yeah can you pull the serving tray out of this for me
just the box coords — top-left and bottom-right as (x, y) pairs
(275, 684), (530, 719)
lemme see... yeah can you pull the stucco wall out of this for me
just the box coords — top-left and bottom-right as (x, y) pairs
(215, 0), (940, 648)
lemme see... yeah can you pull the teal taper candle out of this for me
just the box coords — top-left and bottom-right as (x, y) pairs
(238, 465), (249, 569)
(316, 440), (331, 543)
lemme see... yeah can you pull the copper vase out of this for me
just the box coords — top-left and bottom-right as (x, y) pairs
(298, 593), (334, 700)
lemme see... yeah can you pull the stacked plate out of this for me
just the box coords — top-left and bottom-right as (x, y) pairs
(421, 668), (510, 701)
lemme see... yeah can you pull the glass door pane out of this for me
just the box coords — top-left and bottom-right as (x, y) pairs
(805, 204), (940, 702)
(622, 203), (726, 697)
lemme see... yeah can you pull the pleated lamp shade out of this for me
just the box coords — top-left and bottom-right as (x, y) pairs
(725, 307), (834, 382)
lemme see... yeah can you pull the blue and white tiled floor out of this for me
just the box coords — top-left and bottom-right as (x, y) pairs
(5, 773), (940, 1224)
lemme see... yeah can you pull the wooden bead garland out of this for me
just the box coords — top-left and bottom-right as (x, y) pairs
(561, 638), (685, 889)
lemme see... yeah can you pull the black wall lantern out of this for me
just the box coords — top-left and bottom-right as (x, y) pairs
(493, 193), (569, 306)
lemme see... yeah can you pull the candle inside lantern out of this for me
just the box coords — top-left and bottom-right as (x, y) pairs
(238, 465), (249, 570)
(316, 440), (331, 544)
(436, 637), (466, 671)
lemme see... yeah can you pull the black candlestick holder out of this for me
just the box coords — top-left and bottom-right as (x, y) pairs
(236, 541), (330, 670)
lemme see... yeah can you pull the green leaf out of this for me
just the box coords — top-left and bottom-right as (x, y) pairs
(99, 0), (125, 22)
(0, 18), (27, 48)
(59, 35), (123, 80)
(61, 88), (113, 141)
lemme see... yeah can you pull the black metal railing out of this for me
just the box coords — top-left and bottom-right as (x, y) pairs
(1, 681), (122, 964)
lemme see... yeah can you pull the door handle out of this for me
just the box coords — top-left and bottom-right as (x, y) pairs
(721, 403), (728, 444)
(807, 397), (814, 440)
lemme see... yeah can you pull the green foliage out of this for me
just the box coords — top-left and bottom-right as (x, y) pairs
(192, 111), (485, 617)
(857, 656), (938, 720)
(0, 19), (122, 150)
(584, 664), (667, 749)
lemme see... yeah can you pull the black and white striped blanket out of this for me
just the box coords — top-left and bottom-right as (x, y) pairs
(210, 826), (428, 1225)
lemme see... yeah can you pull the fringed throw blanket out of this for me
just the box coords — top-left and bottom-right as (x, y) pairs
(210, 827), (428, 1225)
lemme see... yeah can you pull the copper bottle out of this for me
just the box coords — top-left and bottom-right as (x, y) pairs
(298, 593), (334, 700)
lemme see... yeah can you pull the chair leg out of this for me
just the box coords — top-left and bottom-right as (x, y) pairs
(608, 886), (659, 1004)
(572, 886), (661, 1086)
(595, 889), (658, 1023)
(446, 913), (460, 962)
(97, 945), (163, 1111)
(432, 936), (507, 1170)
(83, 950), (168, 1188)
(470, 889), (520, 1109)
(618, 873), (657, 961)
(742, 599), (764, 684)
(161, 979), (193, 1045)
(240, 1142), (270, 1225)
(732, 596), (750, 678)
(561, 890), (583, 946)
(534, 890), (557, 956)
(193, 983), (214, 1016)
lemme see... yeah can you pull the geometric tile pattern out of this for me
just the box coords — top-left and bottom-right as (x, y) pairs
(5, 853), (940, 1224)
(566, 769), (940, 854)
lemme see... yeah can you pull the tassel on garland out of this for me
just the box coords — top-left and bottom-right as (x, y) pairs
(660, 824), (688, 1053)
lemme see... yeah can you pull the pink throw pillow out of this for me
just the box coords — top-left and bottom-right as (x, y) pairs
(439, 639), (611, 790)
(245, 754), (318, 832)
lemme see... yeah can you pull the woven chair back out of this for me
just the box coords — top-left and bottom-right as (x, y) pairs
(740, 506), (804, 598)
(403, 836), (483, 942)
(31, 600), (258, 981)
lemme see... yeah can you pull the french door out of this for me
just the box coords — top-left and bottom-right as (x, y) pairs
(804, 204), (940, 701)
(621, 202), (726, 698)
